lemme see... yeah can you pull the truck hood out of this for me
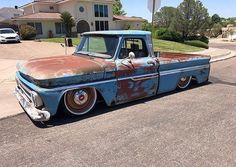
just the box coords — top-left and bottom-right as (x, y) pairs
(18, 55), (106, 80)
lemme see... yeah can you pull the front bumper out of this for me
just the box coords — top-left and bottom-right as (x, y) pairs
(0, 38), (19, 43)
(15, 86), (50, 121)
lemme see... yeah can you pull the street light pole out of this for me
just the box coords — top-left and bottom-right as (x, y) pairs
(151, 0), (156, 28)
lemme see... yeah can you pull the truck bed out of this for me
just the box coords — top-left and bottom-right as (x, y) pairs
(159, 52), (210, 63)
(158, 52), (211, 71)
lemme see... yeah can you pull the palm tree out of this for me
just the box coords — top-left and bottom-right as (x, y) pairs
(60, 11), (75, 37)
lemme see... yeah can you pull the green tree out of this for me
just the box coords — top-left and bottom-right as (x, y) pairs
(154, 7), (178, 29)
(209, 23), (222, 37)
(141, 20), (152, 31)
(212, 14), (221, 24)
(60, 11), (75, 37)
(175, 0), (210, 39)
(113, 0), (126, 16)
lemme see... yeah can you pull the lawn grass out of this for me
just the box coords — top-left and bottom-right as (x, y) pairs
(42, 37), (204, 53)
(152, 39), (204, 52)
(41, 37), (81, 46)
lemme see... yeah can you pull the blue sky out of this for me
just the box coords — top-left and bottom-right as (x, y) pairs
(0, 0), (235, 21)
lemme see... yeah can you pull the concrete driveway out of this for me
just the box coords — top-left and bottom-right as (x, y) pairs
(0, 41), (75, 119)
(0, 41), (75, 60)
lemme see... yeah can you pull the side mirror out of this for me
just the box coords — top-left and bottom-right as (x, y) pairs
(128, 52), (135, 60)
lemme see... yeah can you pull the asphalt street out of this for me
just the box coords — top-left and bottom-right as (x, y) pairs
(0, 58), (236, 166)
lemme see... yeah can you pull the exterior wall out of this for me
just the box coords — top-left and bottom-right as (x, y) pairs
(36, 4), (59, 13)
(228, 32), (236, 40)
(22, 6), (33, 15)
(58, 1), (114, 32)
(22, 3), (58, 14)
(112, 21), (143, 30)
(17, 20), (64, 38)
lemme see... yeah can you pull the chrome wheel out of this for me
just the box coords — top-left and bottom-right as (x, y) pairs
(177, 76), (192, 89)
(64, 88), (97, 115)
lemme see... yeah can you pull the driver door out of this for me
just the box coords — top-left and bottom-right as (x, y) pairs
(115, 37), (159, 104)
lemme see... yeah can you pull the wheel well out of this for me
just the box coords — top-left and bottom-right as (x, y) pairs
(56, 87), (106, 114)
(95, 89), (106, 103)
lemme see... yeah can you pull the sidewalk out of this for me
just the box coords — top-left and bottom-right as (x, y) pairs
(189, 47), (236, 63)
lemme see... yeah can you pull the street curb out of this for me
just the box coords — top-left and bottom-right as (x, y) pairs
(0, 112), (24, 121)
(210, 51), (236, 63)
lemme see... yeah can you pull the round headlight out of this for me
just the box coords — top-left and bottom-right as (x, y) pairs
(31, 91), (43, 108)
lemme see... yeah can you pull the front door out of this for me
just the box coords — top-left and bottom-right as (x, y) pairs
(115, 37), (159, 104)
(77, 20), (90, 34)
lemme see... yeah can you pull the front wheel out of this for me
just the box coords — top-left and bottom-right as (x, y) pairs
(177, 76), (192, 89)
(64, 88), (97, 116)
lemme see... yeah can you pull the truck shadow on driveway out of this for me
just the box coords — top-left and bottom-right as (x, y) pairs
(30, 81), (212, 128)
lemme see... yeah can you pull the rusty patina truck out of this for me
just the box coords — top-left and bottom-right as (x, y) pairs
(15, 31), (210, 121)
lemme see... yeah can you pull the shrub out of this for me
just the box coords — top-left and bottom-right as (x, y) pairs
(186, 35), (209, 44)
(184, 40), (209, 49)
(155, 28), (182, 42)
(19, 25), (37, 40)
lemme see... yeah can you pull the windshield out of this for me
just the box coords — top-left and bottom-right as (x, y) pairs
(0, 29), (15, 34)
(76, 35), (119, 59)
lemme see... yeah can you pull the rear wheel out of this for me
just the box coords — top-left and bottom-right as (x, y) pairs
(177, 76), (192, 89)
(64, 88), (97, 115)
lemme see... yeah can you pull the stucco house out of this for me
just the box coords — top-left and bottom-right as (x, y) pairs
(7, 0), (145, 38)
(0, 7), (23, 29)
(0, 7), (23, 22)
(222, 25), (236, 41)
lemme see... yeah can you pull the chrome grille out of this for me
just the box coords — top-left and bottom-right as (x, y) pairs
(6, 37), (16, 39)
(16, 79), (32, 102)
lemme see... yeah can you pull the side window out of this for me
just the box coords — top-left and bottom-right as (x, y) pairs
(119, 38), (148, 59)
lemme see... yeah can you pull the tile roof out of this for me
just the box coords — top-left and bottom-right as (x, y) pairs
(12, 12), (61, 20)
(113, 15), (146, 22)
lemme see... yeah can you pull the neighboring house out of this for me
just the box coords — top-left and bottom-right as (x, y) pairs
(222, 25), (236, 41)
(7, 0), (145, 38)
(0, 7), (23, 29)
(0, 16), (5, 22)
(0, 7), (23, 22)
(113, 15), (145, 30)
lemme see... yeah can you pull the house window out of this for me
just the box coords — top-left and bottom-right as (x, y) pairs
(14, 14), (20, 17)
(94, 5), (99, 17)
(27, 22), (43, 35)
(79, 6), (84, 13)
(50, 6), (54, 10)
(95, 21), (109, 31)
(94, 4), (108, 17)
(55, 23), (65, 34)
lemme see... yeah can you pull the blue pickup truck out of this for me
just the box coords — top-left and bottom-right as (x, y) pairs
(15, 31), (210, 121)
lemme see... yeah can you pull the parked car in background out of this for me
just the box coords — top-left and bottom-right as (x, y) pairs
(0, 28), (20, 43)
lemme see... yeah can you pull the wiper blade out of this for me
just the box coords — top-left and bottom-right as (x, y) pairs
(76, 51), (112, 59)
(77, 51), (94, 56)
